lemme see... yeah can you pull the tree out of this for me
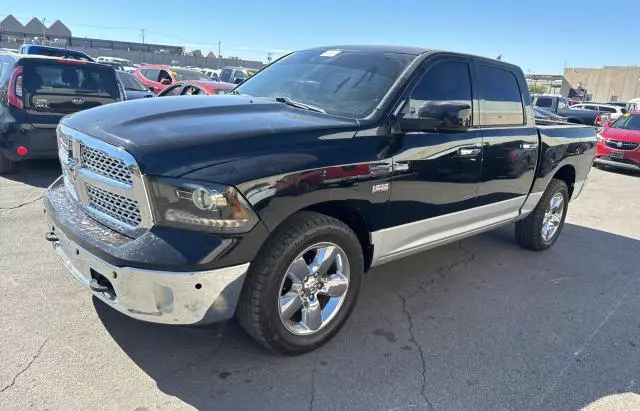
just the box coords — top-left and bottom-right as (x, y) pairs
(528, 83), (547, 94)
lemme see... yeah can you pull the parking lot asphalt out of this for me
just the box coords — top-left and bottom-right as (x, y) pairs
(1, 161), (639, 411)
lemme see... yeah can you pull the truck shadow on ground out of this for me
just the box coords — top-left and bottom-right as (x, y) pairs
(3, 159), (61, 188)
(95, 223), (640, 410)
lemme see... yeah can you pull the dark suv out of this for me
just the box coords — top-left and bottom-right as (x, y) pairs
(0, 53), (124, 173)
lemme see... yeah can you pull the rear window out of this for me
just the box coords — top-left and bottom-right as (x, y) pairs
(535, 97), (553, 108)
(477, 65), (525, 125)
(24, 61), (119, 99)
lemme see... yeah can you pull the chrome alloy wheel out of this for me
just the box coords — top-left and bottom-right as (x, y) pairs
(542, 192), (564, 241)
(278, 242), (350, 336)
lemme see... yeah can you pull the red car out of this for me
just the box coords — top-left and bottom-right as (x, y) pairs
(156, 80), (235, 97)
(134, 65), (211, 94)
(594, 111), (640, 171)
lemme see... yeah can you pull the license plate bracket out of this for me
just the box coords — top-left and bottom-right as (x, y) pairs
(610, 152), (624, 159)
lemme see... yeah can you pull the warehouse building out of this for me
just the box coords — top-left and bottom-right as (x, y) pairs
(564, 66), (640, 103)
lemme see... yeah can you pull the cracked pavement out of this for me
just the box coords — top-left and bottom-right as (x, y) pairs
(1, 161), (640, 410)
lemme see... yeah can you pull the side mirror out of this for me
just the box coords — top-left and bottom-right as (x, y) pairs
(160, 78), (171, 85)
(234, 77), (244, 84)
(148, 86), (155, 92)
(400, 101), (471, 133)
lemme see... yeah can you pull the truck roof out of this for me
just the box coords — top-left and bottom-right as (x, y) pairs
(306, 45), (430, 56)
(303, 45), (522, 70)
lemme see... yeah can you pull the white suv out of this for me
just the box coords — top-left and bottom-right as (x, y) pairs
(570, 103), (627, 120)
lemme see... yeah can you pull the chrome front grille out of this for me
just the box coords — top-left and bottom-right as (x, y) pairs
(605, 140), (639, 151)
(81, 145), (133, 185)
(86, 184), (142, 227)
(56, 124), (152, 237)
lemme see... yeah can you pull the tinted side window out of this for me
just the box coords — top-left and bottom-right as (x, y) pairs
(478, 65), (524, 125)
(403, 60), (472, 128)
(145, 69), (160, 81)
(599, 106), (616, 113)
(233, 70), (247, 81)
(220, 69), (233, 82)
(536, 97), (553, 108)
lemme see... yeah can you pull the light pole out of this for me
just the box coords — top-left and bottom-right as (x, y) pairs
(217, 41), (221, 69)
(41, 17), (47, 41)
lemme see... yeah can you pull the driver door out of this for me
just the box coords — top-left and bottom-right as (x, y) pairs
(378, 57), (483, 261)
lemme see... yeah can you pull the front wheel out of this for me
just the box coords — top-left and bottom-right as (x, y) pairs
(515, 178), (569, 251)
(236, 212), (364, 355)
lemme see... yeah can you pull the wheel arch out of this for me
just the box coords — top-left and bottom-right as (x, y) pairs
(263, 201), (374, 272)
(552, 164), (576, 198)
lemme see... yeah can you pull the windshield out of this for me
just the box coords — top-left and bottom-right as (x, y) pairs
(172, 68), (210, 81)
(611, 113), (640, 131)
(234, 49), (414, 118)
(117, 71), (147, 91)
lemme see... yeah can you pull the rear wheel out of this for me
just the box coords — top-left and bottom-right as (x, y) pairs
(0, 153), (16, 174)
(515, 178), (569, 251)
(236, 212), (363, 355)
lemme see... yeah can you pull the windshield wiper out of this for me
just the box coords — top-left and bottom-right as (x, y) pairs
(273, 96), (326, 113)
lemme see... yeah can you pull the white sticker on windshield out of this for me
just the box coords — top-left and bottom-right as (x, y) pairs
(320, 49), (341, 57)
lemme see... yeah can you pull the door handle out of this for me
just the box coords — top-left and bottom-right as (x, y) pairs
(521, 143), (538, 149)
(458, 147), (481, 156)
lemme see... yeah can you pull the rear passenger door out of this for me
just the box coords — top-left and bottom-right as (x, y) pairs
(475, 62), (538, 209)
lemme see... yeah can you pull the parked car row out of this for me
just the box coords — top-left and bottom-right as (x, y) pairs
(531, 94), (611, 127)
(0, 47), (246, 172)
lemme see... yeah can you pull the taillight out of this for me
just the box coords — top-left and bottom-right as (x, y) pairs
(7, 65), (24, 109)
(594, 114), (603, 126)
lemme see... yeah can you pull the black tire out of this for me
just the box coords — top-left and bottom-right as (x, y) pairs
(236, 211), (364, 355)
(0, 153), (16, 175)
(515, 178), (569, 251)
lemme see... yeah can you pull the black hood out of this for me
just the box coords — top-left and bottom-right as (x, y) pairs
(61, 95), (359, 177)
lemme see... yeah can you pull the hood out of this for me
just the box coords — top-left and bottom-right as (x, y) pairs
(61, 95), (359, 177)
(601, 126), (640, 143)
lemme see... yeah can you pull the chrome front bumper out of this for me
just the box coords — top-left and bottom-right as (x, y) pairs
(48, 217), (249, 325)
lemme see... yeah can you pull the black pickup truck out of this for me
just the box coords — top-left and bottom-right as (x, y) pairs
(44, 46), (596, 354)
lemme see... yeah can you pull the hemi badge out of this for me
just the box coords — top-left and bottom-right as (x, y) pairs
(372, 183), (389, 193)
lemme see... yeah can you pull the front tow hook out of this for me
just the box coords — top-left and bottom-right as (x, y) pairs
(89, 279), (111, 293)
(44, 231), (59, 242)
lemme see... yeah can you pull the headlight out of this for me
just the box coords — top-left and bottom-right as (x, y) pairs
(148, 177), (259, 234)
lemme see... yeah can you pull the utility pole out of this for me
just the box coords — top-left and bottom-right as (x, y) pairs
(140, 29), (145, 44)
(267, 52), (272, 65)
(218, 41), (221, 69)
